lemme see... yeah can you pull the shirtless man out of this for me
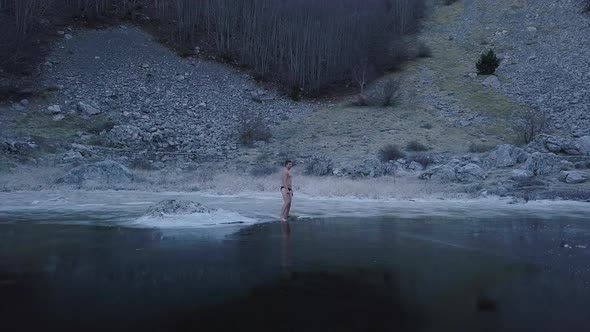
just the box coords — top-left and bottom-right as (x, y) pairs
(280, 160), (293, 222)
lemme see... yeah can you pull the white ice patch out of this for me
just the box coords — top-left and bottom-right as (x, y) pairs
(128, 209), (258, 229)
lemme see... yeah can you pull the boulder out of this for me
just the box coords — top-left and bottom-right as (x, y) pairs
(456, 163), (486, 183)
(406, 161), (423, 172)
(483, 144), (527, 168)
(77, 101), (101, 115)
(58, 161), (134, 186)
(47, 105), (62, 114)
(419, 165), (457, 182)
(143, 200), (215, 218)
(528, 134), (580, 155)
(482, 75), (501, 88)
(0, 139), (38, 156)
(348, 158), (396, 177)
(576, 136), (590, 155)
(559, 171), (589, 184)
(60, 150), (84, 164)
(523, 152), (574, 176)
(509, 169), (534, 181)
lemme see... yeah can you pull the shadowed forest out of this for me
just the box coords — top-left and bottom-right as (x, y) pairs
(0, 0), (425, 95)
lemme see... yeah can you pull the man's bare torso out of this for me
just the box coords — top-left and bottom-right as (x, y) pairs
(283, 168), (292, 189)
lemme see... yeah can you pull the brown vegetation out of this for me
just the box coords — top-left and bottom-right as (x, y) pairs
(378, 144), (406, 162)
(511, 108), (547, 144)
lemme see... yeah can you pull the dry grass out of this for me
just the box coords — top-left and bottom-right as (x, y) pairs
(0, 165), (65, 191)
(0, 165), (449, 199)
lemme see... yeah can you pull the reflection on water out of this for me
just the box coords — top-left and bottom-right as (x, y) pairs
(1, 215), (589, 332)
(281, 220), (291, 275)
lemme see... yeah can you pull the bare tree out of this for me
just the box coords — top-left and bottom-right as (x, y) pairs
(2, 0), (427, 95)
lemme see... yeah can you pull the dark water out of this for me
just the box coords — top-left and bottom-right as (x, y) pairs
(1, 215), (589, 332)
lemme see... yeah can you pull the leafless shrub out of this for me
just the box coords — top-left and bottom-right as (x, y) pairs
(238, 111), (272, 146)
(443, 0), (460, 5)
(511, 108), (548, 144)
(406, 140), (428, 152)
(381, 78), (400, 107)
(379, 144), (406, 162)
(352, 94), (369, 107)
(583, 0), (590, 13)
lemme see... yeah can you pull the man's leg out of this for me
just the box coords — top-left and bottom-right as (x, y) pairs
(280, 189), (289, 221)
(285, 192), (292, 219)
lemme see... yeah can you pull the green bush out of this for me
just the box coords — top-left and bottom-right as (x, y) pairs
(417, 43), (432, 58)
(378, 144), (406, 162)
(476, 50), (501, 75)
(289, 86), (302, 101)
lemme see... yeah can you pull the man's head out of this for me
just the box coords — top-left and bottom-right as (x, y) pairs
(285, 160), (293, 169)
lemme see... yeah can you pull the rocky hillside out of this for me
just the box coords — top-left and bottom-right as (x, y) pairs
(1, 25), (315, 171)
(1, 0), (589, 199)
(459, 0), (590, 136)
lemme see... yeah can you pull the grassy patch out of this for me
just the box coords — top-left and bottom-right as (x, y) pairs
(468, 142), (495, 153)
(15, 112), (115, 141)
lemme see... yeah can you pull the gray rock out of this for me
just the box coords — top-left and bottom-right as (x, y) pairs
(0, 139), (38, 156)
(61, 150), (84, 164)
(47, 105), (62, 114)
(52, 114), (65, 121)
(510, 169), (534, 181)
(419, 165), (457, 182)
(484, 144), (527, 168)
(456, 163), (486, 183)
(348, 158), (396, 177)
(70, 144), (99, 159)
(58, 161), (134, 186)
(576, 136), (590, 155)
(482, 75), (501, 88)
(523, 152), (574, 176)
(529, 135), (580, 155)
(559, 171), (588, 184)
(143, 199), (215, 218)
(406, 161), (423, 172)
(305, 156), (334, 176)
(77, 101), (101, 115)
